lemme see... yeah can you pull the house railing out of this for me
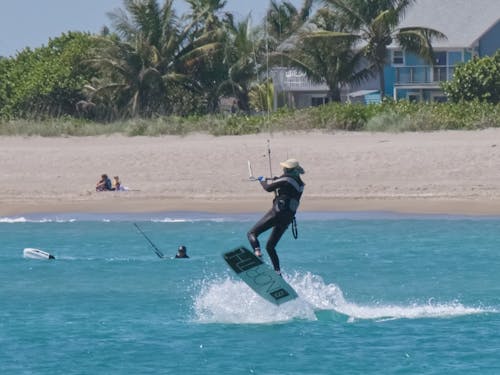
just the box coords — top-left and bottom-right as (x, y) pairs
(394, 65), (456, 84)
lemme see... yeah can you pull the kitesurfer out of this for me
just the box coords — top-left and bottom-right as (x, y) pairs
(247, 158), (305, 275)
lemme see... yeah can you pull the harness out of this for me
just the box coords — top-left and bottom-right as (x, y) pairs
(273, 176), (303, 239)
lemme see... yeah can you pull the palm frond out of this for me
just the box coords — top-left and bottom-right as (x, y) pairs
(392, 0), (417, 19)
(371, 9), (397, 32)
(397, 27), (447, 63)
(322, 0), (369, 28)
(107, 8), (136, 40)
(301, 30), (358, 40)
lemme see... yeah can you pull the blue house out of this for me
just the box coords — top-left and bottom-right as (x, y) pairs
(271, 0), (500, 108)
(386, 0), (500, 102)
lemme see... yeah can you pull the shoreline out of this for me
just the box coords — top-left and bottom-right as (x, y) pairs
(4, 196), (500, 217)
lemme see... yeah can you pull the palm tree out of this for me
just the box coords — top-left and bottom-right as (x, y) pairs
(321, 0), (446, 97)
(218, 16), (264, 112)
(86, 38), (161, 118)
(87, 0), (221, 118)
(183, 0), (230, 113)
(273, 8), (370, 102)
(298, 38), (369, 102)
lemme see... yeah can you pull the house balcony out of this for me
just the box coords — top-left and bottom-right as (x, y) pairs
(394, 65), (455, 85)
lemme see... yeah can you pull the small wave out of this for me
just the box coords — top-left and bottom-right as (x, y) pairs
(152, 218), (200, 223)
(152, 217), (227, 223)
(192, 272), (494, 324)
(0, 217), (28, 223)
(0, 217), (77, 223)
(0, 211), (254, 223)
(337, 300), (490, 322)
(290, 272), (495, 321)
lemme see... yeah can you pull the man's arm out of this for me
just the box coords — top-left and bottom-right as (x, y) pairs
(259, 177), (283, 192)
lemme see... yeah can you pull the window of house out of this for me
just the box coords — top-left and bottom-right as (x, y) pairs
(392, 50), (404, 65)
(311, 97), (328, 107)
(407, 92), (421, 102)
(434, 51), (447, 66)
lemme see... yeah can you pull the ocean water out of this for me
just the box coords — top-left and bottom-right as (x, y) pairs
(1, 211), (500, 374)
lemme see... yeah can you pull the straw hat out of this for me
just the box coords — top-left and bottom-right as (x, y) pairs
(280, 158), (305, 174)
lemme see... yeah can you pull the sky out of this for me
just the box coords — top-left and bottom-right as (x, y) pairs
(0, 0), (302, 57)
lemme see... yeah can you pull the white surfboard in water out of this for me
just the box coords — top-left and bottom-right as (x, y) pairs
(23, 248), (55, 260)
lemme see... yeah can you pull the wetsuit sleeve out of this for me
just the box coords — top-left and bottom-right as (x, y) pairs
(260, 177), (285, 193)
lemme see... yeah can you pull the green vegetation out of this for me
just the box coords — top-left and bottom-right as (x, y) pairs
(0, 0), (453, 122)
(1, 101), (498, 136)
(0, 32), (97, 119)
(0, 0), (498, 133)
(442, 50), (500, 104)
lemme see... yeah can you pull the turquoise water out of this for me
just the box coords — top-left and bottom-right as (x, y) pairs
(1, 212), (500, 374)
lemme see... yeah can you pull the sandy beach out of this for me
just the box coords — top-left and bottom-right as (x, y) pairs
(2, 129), (500, 216)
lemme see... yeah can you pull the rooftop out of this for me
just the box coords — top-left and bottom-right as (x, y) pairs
(394, 0), (500, 48)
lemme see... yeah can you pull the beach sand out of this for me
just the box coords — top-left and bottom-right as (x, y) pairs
(2, 130), (500, 216)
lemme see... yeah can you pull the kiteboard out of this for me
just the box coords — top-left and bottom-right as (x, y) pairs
(223, 246), (298, 305)
(23, 248), (55, 260)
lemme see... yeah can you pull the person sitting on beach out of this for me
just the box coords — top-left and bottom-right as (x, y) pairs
(113, 176), (123, 191)
(96, 174), (113, 191)
(175, 245), (189, 258)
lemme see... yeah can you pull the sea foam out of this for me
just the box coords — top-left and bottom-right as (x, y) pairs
(192, 271), (494, 324)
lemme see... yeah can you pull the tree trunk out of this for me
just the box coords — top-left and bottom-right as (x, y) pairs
(238, 92), (251, 113)
(328, 84), (342, 102)
(378, 65), (385, 98)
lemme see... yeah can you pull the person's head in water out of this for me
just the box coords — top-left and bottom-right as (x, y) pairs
(175, 245), (189, 258)
(280, 158), (305, 176)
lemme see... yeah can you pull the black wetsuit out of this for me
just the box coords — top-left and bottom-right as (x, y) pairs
(247, 173), (305, 272)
